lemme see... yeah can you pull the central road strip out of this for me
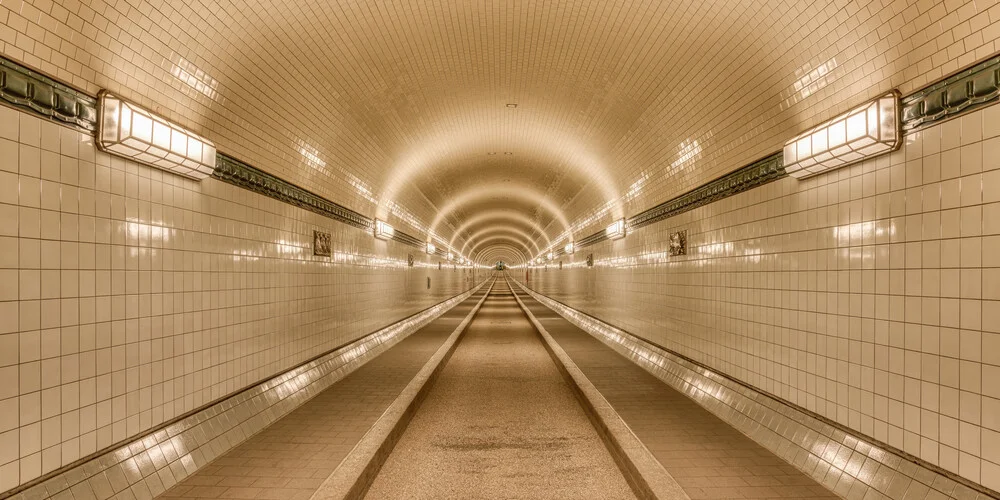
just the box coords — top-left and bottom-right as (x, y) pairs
(309, 279), (496, 499)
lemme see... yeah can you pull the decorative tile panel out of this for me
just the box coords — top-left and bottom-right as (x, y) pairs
(313, 230), (332, 256)
(627, 153), (786, 230)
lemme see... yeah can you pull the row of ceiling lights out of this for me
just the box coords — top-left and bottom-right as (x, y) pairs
(95, 87), (900, 268)
(96, 91), (487, 266)
(374, 218), (475, 264)
(523, 91), (901, 267)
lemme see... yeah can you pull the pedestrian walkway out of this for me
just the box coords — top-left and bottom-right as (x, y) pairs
(511, 284), (839, 500)
(158, 287), (490, 500)
(366, 282), (635, 499)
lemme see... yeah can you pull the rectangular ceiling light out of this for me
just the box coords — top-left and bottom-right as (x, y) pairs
(606, 219), (626, 240)
(426, 242), (436, 254)
(97, 91), (217, 180)
(564, 242), (575, 254)
(783, 91), (900, 179)
(374, 219), (394, 240)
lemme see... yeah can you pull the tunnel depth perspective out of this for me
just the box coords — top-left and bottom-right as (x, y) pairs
(1, 1), (1000, 499)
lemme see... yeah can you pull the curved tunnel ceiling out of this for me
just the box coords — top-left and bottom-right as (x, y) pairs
(57, 0), (957, 259)
(478, 245), (529, 266)
(448, 210), (553, 251)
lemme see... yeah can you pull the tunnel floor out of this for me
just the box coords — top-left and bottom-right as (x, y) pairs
(155, 278), (841, 500)
(365, 282), (635, 499)
(513, 282), (841, 500)
(158, 288), (489, 500)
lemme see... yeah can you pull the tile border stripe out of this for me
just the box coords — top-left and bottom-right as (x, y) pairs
(902, 55), (1000, 132)
(573, 153), (788, 251)
(510, 280), (999, 500)
(0, 57), (98, 133)
(211, 153), (374, 231)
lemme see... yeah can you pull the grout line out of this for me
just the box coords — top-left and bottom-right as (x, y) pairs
(506, 277), (690, 500)
(308, 278), (496, 500)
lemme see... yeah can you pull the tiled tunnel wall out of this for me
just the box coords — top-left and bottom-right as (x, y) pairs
(518, 104), (1000, 492)
(0, 104), (482, 492)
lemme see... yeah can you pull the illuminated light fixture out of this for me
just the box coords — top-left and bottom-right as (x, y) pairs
(783, 91), (900, 179)
(374, 219), (394, 240)
(606, 219), (626, 240)
(447, 252), (454, 261)
(564, 242), (575, 254)
(426, 242), (436, 254)
(547, 252), (554, 260)
(97, 91), (217, 180)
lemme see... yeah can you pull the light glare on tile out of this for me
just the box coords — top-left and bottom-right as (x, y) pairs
(374, 219), (394, 240)
(783, 91), (900, 178)
(606, 219), (626, 240)
(97, 91), (217, 180)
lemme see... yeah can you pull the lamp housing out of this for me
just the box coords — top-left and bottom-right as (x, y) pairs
(97, 91), (217, 180)
(374, 219), (394, 240)
(605, 219), (626, 240)
(783, 91), (900, 179)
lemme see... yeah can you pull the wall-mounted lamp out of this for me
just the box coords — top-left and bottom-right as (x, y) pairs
(606, 219), (626, 240)
(97, 91), (217, 180)
(447, 252), (454, 261)
(564, 242), (575, 254)
(547, 252), (554, 260)
(374, 219), (394, 240)
(783, 91), (900, 179)
(426, 242), (436, 254)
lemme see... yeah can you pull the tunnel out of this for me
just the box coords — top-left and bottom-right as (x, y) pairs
(1, 1), (999, 499)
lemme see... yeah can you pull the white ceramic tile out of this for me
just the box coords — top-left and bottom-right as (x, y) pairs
(0, 105), (484, 493)
(523, 106), (1000, 489)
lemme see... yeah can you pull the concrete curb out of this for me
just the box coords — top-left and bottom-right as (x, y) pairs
(309, 279), (496, 500)
(508, 278), (690, 500)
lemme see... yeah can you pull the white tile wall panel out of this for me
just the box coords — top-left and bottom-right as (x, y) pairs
(0, 105), (483, 494)
(512, 281), (995, 500)
(519, 105), (1000, 494)
(6, 280), (486, 500)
